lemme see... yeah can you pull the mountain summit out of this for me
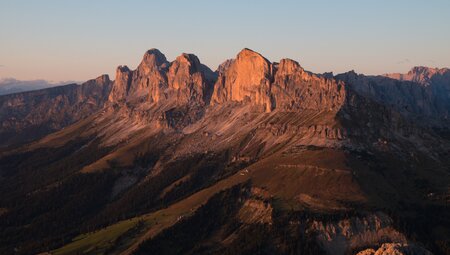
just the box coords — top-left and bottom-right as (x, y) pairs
(385, 66), (450, 85)
(0, 48), (449, 255)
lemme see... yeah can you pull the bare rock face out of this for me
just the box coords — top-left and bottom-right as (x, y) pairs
(212, 48), (274, 111)
(109, 49), (169, 103)
(0, 75), (112, 147)
(272, 58), (346, 111)
(215, 59), (234, 74)
(106, 50), (217, 131)
(108, 65), (132, 102)
(131, 49), (169, 103)
(169, 54), (202, 90)
(385, 66), (450, 86)
(1, 48), (450, 255)
(337, 68), (450, 127)
(227, 48), (273, 103)
(108, 49), (215, 106)
(385, 67), (450, 125)
(211, 49), (347, 113)
(108, 48), (350, 115)
(356, 243), (433, 255)
(167, 53), (215, 105)
(310, 212), (407, 255)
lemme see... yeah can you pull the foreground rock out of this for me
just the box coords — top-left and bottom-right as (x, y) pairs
(356, 243), (433, 255)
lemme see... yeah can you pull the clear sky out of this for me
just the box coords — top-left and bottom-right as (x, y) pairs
(1, 0), (449, 82)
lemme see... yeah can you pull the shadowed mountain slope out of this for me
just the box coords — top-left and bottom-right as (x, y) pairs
(0, 75), (112, 147)
(0, 49), (449, 255)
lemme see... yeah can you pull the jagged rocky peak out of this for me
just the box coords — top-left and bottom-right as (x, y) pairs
(384, 66), (450, 85)
(408, 66), (450, 78)
(337, 70), (359, 80)
(335, 68), (450, 123)
(108, 65), (132, 102)
(211, 48), (347, 112)
(167, 53), (215, 104)
(115, 65), (133, 82)
(410, 66), (439, 74)
(108, 49), (218, 105)
(215, 59), (234, 74)
(172, 54), (201, 72)
(272, 59), (346, 111)
(92, 74), (111, 85)
(232, 48), (273, 89)
(109, 47), (349, 112)
(168, 53), (202, 90)
(321, 72), (334, 79)
(80, 74), (113, 101)
(108, 49), (169, 103)
(130, 49), (169, 102)
(83, 74), (112, 96)
(211, 48), (274, 111)
(117, 65), (131, 72)
(227, 48), (273, 95)
(276, 58), (302, 75)
(139, 48), (169, 71)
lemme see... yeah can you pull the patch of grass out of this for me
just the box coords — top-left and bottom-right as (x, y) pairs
(52, 147), (364, 254)
(52, 166), (251, 254)
(52, 217), (143, 255)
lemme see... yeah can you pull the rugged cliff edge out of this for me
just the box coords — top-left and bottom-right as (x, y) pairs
(0, 75), (112, 147)
(0, 49), (449, 255)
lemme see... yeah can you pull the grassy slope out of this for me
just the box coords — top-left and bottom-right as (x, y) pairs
(52, 147), (366, 255)
(52, 165), (251, 255)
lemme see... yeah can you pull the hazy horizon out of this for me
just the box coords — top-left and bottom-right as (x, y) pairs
(1, 2), (450, 254)
(1, 0), (449, 82)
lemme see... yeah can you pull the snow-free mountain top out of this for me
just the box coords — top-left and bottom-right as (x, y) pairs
(0, 48), (449, 255)
(384, 66), (450, 85)
(0, 78), (76, 96)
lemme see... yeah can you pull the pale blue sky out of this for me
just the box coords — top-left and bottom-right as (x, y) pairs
(1, 0), (449, 81)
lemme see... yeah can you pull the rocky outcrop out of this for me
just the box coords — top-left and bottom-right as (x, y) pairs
(105, 50), (218, 132)
(385, 66), (450, 86)
(356, 243), (433, 255)
(0, 75), (112, 147)
(272, 58), (346, 111)
(211, 48), (274, 111)
(1, 48), (449, 255)
(337, 68), (450, 127)
(212, 48), (346, 112)
(99, 48), (447, 151)
(108, 49), (215, 106)
(385, 67), (450, 126)
(215, 59), (234, 74)
(108, 66), (132, 102)
(310, 212), (407, 255)
(3, 48), (447, 148)
(238, 198), (273, 224)
(167, 53), (215, 105)
(109, 49), (169, 103)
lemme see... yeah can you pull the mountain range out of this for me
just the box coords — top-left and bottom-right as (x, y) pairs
(0, 78), (77, 96)
(0, 48), (449, 255)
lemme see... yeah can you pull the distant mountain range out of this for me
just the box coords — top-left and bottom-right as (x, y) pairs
(0, 48), (448, 255)
(0, 78), (80, 96)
